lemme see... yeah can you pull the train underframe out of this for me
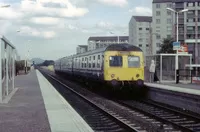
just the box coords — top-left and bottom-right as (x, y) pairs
(55, 70), (144, 89)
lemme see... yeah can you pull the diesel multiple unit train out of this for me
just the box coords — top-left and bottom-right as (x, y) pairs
(54, 44), (144, 88)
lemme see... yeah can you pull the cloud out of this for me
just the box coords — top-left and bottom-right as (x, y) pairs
(43, 31), (56, 38)
(67, 24), (79, 30)
(129, 6), (152, 15)
(20, 0), (89, 18)
(96, 21), (114, 30)
(0, 3), (24, 19)
(18, 25), (56, 39)
(0, 21), (13, 34)
(30, 17), (60, 25)
(96, 0), (128, 7)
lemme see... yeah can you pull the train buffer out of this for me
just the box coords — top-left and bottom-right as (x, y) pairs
(0, 70), (94, 132)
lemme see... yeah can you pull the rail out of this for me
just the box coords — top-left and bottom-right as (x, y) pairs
(39, 69), (141, 132)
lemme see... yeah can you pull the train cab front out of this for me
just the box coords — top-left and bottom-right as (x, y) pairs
(104, 50), (144, 89)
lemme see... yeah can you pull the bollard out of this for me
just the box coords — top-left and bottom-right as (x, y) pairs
(176, 69), (179, 84)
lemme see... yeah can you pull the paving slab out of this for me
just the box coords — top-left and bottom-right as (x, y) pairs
(0, 70), (51, 132)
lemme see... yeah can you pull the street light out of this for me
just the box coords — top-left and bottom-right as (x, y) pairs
(166, 8), (189, 83)
(16, 30), (32, 73)
(110, 31), (126, 44)
(166, 8), (188, 42)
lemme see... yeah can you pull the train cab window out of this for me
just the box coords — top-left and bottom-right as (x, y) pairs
(128, 56), (140, 67)
(109, 56), (122, 67)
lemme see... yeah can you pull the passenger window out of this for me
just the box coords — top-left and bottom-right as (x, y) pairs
(109, 56), (122, 67)
(128, 56), (140, 67)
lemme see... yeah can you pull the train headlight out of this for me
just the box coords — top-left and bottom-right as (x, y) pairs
(111, 74), (115, 78)
(136, 74), (139, 78)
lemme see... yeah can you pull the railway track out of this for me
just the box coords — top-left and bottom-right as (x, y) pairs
(40, 69), (200, 132)
(118, 100), (200, 132)
(40, 70), (144, 132)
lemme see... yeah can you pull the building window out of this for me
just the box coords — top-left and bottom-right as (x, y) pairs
(187, 2), (194, 7)
(167, 11), (171, 15)
(187, 10), (194, 14)
(139, 28), (142, 30)
(93, 63), (95, 68)
(93, 56), (95, 60)
(146, 44), (149, 47)
(167, 35), (171, 38)
(156, 43), (160, 47)
(156, 35), (161, 39)
(167, 26), (172, 31)
(156, 4), (160, 8)
(167, 3), (172, 7)
(156, 19), (160, 24)
(139, 38), (143, 42)
(146, 28), (149, 30)
(187, 18), (194, 22)
(156, 11), (160, 16)
(98, 55), (100, 60)
(167, 19), (172, 24)
(139, 44), (142, 47)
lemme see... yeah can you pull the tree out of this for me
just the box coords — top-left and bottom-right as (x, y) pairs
(158, 37), (175, 54)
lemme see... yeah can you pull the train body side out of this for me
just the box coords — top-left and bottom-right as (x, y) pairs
(54, 44), (144, 87)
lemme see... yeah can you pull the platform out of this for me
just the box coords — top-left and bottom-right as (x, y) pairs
(0, 70), (94, 132)
(145, 82), (200, 96)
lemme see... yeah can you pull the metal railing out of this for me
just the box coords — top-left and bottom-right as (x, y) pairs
(176, 68), (200, 84)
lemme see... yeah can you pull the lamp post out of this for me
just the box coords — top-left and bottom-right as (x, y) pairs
(16, 30), (32, 73)
(166, 8), (188, 83)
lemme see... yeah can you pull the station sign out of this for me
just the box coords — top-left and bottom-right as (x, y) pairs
(192, 77), (200, 84)
(178, 44), (188, 54)
(173, 42), (180, 50)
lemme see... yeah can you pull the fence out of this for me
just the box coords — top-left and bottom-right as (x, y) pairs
(145, 54), (192, 83)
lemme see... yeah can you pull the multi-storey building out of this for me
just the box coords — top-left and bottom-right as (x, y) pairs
(152, 0), (200, 63)
(76, 45), (88, 54)
(129, 16), (152, 56)
(87, 36), (128, 51)
(152, 0), (174, 55)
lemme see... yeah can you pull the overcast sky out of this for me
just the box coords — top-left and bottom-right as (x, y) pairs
(0, 0), (152, 60)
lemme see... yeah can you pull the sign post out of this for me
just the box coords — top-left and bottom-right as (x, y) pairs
(173, 42), (180, 83)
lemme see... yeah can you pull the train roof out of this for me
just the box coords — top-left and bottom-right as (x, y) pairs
(106, 44), (142, 51)
(56, 44), (142, 61)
